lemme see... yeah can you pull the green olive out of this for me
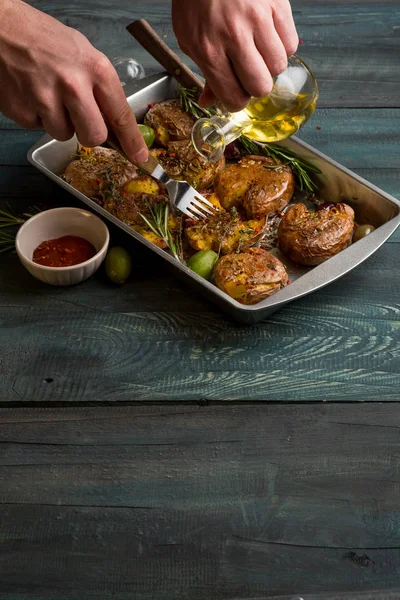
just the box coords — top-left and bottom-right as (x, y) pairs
(353, 224), (376, 243)
(105, 246), (132, 284)
(187, 250), (218, 280)
(138, 124), (155, 148)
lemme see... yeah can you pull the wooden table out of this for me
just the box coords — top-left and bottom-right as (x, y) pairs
(0, 1), (399, 598)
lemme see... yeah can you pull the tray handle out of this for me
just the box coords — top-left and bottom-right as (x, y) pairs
(126, 19), (205, 91)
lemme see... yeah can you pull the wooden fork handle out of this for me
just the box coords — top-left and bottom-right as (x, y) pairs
(126, 19), (204, 91)
(103, 115), (161, 175)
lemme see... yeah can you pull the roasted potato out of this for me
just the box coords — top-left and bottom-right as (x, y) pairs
(277, 202), (355, 266)
(214, 247), (288, 305)
(64, 146), (138, 203)
(214, 155), (295, 218)
(104, 192), (180, 249)
(144, 100), (196, 146)
(185, 210), (265, 255)
(151, 140), (225, 190)
(202, 192), (224, 212)
(122, 176), (163, 196)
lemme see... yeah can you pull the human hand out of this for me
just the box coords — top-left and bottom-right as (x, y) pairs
(0, 0), (148, 162)
(172, 0), (298, 112)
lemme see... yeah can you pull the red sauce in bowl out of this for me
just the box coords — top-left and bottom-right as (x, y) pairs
(33, 235), (96, 267)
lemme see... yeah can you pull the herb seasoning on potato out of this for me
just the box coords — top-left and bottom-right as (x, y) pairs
(62, 95), (361, 304)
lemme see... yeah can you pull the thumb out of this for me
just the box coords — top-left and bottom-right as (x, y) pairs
(198, 81), (216, 108)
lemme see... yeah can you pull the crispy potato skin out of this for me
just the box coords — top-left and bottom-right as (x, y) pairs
(277, 202), (355, 266)
(214, 155), (295, 218)
(151, 140), (225, 190)
(184, 211), (265, 255)
(104, 192), (179, 249)
(214, 247), (288, 305)
(64, 146), (137, 203)
(144, 100), (196, 146)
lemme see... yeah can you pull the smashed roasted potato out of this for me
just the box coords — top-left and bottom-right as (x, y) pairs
(121, 176), (164, 196)
(185, 209), (265, 255)
(104, 192), (180, 249)
(202, 192), (224, 212)
(64, 146), (138, 203)
(214, 247), (288, 305)
(214, 155), (295, 218)
(144, 99), (196, 146)
(278, 202), (355, 266)
(151, 139), (225, 190)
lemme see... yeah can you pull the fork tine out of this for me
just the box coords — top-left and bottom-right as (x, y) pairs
(185, 204), (206, 220)
(195, 195), (217, 210)
(192, 202), (215, 217)
(194, 198), (217, 215)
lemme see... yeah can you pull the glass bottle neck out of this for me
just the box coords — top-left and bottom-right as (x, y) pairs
(191, 114), (249, 162)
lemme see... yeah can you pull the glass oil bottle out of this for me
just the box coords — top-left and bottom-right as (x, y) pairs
(191, 55), (318, 162)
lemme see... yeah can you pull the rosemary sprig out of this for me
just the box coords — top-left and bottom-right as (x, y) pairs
(0, 231), (16, 253)
(262, 164), (289, 170)
(0, 206), (25, 228)
(139, 201), (183, 262)
(239, 136), (321, 193)
(179, 86), (216, 119)
(0, 205), (43, 253)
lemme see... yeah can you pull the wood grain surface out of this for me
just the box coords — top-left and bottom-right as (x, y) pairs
(25, 0), (400, 108)
(0, 106), (399, 403)
(1, 1), (400, 598)
(1, 404), (400, 599)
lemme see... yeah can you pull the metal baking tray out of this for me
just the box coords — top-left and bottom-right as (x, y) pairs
(28, 72), (400, 324)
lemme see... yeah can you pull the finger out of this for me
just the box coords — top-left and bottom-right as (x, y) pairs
(198, 82), (216, 108)
(272, 2), (299, 56)
(66, 91), (108, 148)
(0, 105), (43, 129)
(254, 26), (289, 79)
(92, 57), (148, 163)
(229, 41), (274, 98)
(195, 51), (250, 112)
(39, 99), (75, 142)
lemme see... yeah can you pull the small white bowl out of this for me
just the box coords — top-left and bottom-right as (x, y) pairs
(15, 207), (110, 286)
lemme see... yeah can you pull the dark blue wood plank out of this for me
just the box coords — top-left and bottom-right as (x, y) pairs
(0, 234), (399, 402)
(1, 404), (400, 598)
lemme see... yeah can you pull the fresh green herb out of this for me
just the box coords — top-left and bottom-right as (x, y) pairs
(179, 87), (216, 120)
(262, 164), (287, 170)
(0, 205), (42, 253)
(0, 231), (16, 254)
(240, 136), (321, 193)
(139, 201), (183, 262)
(0, 205), (40, 228)
(0, 206), (25, 228)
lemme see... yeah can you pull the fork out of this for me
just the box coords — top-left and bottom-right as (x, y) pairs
(104, 124), (216, 219)
(103, 19), (218, 219)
